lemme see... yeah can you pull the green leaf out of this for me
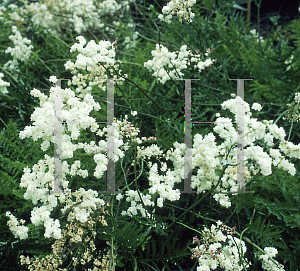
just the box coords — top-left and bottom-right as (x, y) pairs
(202, 0), (215, 11)
(283, 214), (300, 229)
(232, 3), (247, 11)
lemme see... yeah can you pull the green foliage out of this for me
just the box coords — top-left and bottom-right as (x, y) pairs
(227, 160), (300, 270)
(134, 231), (190, 270)
(105, 221), (152, 261)
(0, 120), (51, 270)
(0, 120), (42, 210)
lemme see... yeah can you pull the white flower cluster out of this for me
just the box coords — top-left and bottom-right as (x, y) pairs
(65, 36), (127, 97)
(3, 26), (34, 77)
(9, 60), (152, 238)
(158, 0), (196, 24)
(144, 45), (216, 84)
(98, 0), (123, 15)
(5, 211), (28, 240)
(285, 55), (294, 71)
(148, 163), (182, 204)
(252, 102), (262, 111)
(61, 188), (105, 223)
(120, 190), (154, 217)
(294, 92), (300, 104)
(259, 247), (285, 271)
(20, 0), (134, 37)
(0, 72), (10, 95)
(17, 153), (92, 238)
(19, 2), (58, 35)
(0, 6), (6, 21)
(191, 221), (251, 270)
(7, 36), (300, 242)
(249, 28), (264, 43)
(120, 96), (300, 213)
(14, 149), (106, 239)
(191, 221), (285, 271)
(124, 31), (139, 50)
(216, 97), (298, 178)
(20, 84), (101, 152)
(2, 3), (24, 23)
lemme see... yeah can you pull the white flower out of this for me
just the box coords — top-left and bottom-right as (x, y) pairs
(258, 247), (285, 271)
(131, 110), (138, 116)
(159, 0), (196, 24)
(116, 193), (123, 200)
(294, 92), (300, 104)
(76, 35), (87, 46)
(252, 103), (262, 111)
(31, 206), (51, 226)
(161, 162), (167, 172)
(192, 222), (251, 271)
(48, 75), (58, 83)
(221, 96), (250, 115)
(144, 44), (215, 84)
(3, 26), (34, 79)
(157, 197), (164, 207)
(44, 218), (61, 239)
(0, 73), (10, 94)
(9, 31), (298, 258)
(268, 124), (286, 140)
(250, 28), (264, 42)
(5, 26), (34, 61)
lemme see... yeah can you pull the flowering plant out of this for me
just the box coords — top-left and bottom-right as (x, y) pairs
(183, 221), (285, 270)
(6, 35), (299, 269)
(1, 0), (300, 270)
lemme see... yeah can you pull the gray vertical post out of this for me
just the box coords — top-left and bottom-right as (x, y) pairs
(227, 78), (253, 194)
(106, 79), (115, 193)
(52, 79), (65, 194)
(174, 78), (253, 194)
(175, 79), (200, 194)
(184, 79), (192, 193)
(49, 78), (121, 195)
(237, 79), (245, 193)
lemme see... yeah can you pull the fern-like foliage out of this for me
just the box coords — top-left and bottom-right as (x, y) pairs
(0, 120), (42, 200)
(0, 119), (45, 270)
(246, 214), (285, 249)
(135, 230), (191, 271)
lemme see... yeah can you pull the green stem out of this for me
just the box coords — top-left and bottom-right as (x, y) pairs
(273, 109), (288, 125)
(0, 66), (18, 86)
(133, 143), (153, 220)
(176, 222), (203, 236)
(170, 23), (195, 52)
(109, 63), (160, 111)
(0, 117), (8, 130)
(36, 55), (54, 73)
(110, 197), (116, 271)
(164, 202), (216, 223)
(287, 121), (293, 142)
(135, 32), (160, 44)
(240, 235), (283, 268)
(133, 1), (160, 33)
(165, 163), (229, 231)
(238, 227), (248, 267)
